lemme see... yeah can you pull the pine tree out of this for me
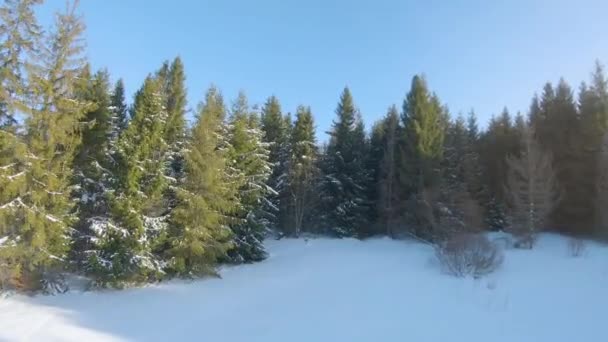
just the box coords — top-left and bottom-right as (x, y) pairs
(285, 105), (318, 237)
(166, 86), (235, 276)
(321, 87), (370, 237)
(226, 92), (273, 263)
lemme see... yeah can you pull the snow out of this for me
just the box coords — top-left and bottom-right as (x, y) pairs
(1, 234), (607, 342)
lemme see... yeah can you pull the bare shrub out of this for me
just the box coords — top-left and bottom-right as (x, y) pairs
(567, 237), (586, 257)
(505, 127), (558, 249)
(435, 233), (504, 278)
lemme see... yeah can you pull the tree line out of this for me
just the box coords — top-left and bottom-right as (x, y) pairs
(1, 1), (607, 291)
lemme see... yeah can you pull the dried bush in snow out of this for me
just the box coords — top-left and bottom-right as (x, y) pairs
(435, 233), (504, 278)
(567, 237), (586, 257)
(505, 127), (558, 249)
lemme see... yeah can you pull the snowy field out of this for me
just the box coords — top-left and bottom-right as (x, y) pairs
(1, 234), (607, 342)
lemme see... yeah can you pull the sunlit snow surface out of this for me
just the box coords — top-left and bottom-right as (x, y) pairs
(1, 234), (606, 342)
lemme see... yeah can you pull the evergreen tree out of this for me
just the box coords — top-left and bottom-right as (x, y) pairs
(479, 108), (522, 230)
(92, 76), (169, 285)
(227, 92), (273, 263)
(321, 87), (370, 237)
(166, 86), (235, 276)
(579, 62), (608, 236)
(110, 79), (128, 135)
(0, 0), (43, 289)
(70, 69), (118, 272)
(377, 105), (400, 237)
(285, 105), (318, 237)
(367, 119), (385, 234)
(535, 80), (586, 233)
(163, 57), (187, 183)
(399, 76), (445, 196)
(260, 96), (290, 232)
(0, 2), (89, 290)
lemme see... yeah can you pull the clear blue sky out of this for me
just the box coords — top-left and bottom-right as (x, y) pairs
(39, 0), (608, 138)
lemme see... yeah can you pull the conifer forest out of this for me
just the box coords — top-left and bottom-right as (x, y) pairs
(1, 0), (608, 297)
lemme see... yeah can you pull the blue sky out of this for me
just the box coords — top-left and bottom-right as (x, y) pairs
(39, 0), (607, 138)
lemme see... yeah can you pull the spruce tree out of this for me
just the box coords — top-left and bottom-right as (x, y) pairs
(535, 80), (586, 233)
(260, 96), (290, 233)
(321, 87), (370, 237)
(110, 79), (128, 135)
(226, 92), (273, 263)
(166, 86), (235, 276)
(579, 62), (608, 236)
(377, 105), (400, 237)
(285, 105), (318, 237)
(0, 2), (89, 290)
(163, 57), (187, 183)
(398, 75), (445, 205)
(93, 76), (169, 285)
(70, 69), (118, 272)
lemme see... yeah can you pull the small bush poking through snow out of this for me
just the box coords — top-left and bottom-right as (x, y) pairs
(567, 237), (586, 258)
(435, 233), (504, 278)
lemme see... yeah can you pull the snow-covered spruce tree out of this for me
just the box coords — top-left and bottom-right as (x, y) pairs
(226, 92), (273, 263)
(505, 127), (558, 248)
(0, 1), (89, 291)
(0, 0), (42, 290)
(321, 87), (371, 237)
(92, 76), (170, 286)
(165, 86), (236, 277)
(160, 57), (187, 207)
(285, 105), (318, 237)
(260, 96), (291, 233)
(70, 69), (120, 273)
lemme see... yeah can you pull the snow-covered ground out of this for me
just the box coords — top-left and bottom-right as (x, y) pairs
(1, 234), (607, 342)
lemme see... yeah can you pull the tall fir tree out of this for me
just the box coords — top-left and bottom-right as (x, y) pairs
(0, 1), (89, 290)
(399, 75), (445, 198)
(260, 96), (290, 232)
(283, 105), (318, 237)
(91, 76), (169, 286)
(535, 79), (587, 233)
(162, 57), (187, 183)
(226, 92), (273, 263)
(0, 0), (43, 289)
(479, 108), (521, 230)
(166, 86), (236, 276)
(377, 105), (400, 237)
(321, 87), (370, 237)
(110, 79), (128, 137)
(579, 62), (608, 236)
(70, 69), (119, 273)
